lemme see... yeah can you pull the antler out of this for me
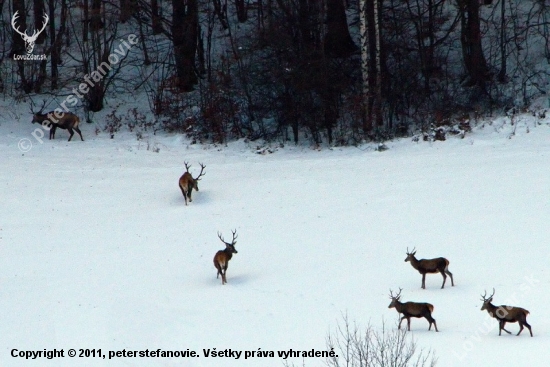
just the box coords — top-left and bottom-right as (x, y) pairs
(194, 163), (206, 180)
(480, 288), (495, 302)
(389, 287), (403, 299)
(230, 229), (238, 244)
(218, 230), (238, 246)
(406, 247), (416, 255)
(12, 11), (48, 41)
(184, 161), (191, 172)
(29, 13), (49, 41)
(29, 98), (47, 114)
(11, 11), (26, 38)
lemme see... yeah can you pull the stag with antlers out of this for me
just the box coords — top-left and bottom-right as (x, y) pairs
(388, 288), (438, 332)
(481, 288), (533, 337)
(12, 11), (49, 54)
(30, 100), (83, 141)
(178, 162), (206, 205)
(405, 247), (454, 289)
(214, 230), (238, 285)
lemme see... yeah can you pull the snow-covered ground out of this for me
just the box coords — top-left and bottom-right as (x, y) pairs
(1, 111), (549, 367)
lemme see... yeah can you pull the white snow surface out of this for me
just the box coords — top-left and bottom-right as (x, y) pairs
(1, 112), (549, 367)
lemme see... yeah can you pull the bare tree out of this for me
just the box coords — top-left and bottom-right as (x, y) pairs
(321, 315), (437, 367)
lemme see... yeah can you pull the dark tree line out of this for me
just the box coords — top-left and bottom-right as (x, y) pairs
(1, 0), (549, 144)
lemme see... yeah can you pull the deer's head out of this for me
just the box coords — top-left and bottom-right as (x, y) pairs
(388, 288), (403, 308)
(480, 288), (495, 311)
(184, 162), (206, 191)
(404, 247), (417, 262)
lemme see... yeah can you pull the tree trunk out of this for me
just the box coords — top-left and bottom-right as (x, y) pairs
(171, 0), (199, 91)
(120, 0), (136, 23)
(235, 0), (248, 23)
(373, 0), (383, 131)
(12, 0), (32, 93)
(0, 0), (4, 91)
(498, 0), (507, 82)
(151, 0), (163, 34)
(11, 0), (26, 57)
(83, 0), (89, 41)
(459, 0), (489, 87)
(48, 0), (61, 89)
(34, 0), (47, 45)
(324, 0), (357, 57)
(91, 0), (103, 30)
(360, 0), (383, 134)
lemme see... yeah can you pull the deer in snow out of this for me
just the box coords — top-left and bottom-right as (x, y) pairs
(32, 112), (84, 141)
(178, 162), (206, 205)
(405, 247), (454, 289)
(480, 288), (533, 337)
(388, 288), (438, 332)
(30, 101), (83, 141)
(214, 230), (238, 285)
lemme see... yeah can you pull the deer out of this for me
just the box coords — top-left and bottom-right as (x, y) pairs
(178, 162), (206, 205)
(30, 99), (83, 142)
(12, 11), (49, 54)
(388, 288), (438, 332)
(405, 247), (454, 289)
(31, 112), (84, 141)
(213, 230), (238, 285)
(480, 288), (533, 337)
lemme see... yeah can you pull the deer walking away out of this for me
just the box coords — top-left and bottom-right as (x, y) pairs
(481, 289), (533, 337)
(213, 230), (238, 285)
(178, 162), (206, 205)
(405, 247), (454, 289)
(388, 288), (438, 332)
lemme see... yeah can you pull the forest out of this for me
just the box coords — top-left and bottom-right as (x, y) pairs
(1, 0), (549, 144)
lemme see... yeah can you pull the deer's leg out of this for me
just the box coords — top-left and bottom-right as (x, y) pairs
(523, 321), (533, 337)
(398, 316), (405, 330)
(440, 270), (447, 289)
(445, 268), (454, 286)
(74, 126), (84, 141)
(50, 125), (57, 140)
(407, 317), (411, 331)
(67, 127), (75, 141)
(187, 187), (193, 202)
(499, 320), (511, 334)
(180, 186), (188, 205)
(421, 273), (426, 289)
(427, 315), (438, 332)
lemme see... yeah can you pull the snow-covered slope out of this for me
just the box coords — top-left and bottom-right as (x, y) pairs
(1, 113), (549, 367)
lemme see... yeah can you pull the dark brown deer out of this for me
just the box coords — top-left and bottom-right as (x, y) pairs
(388, 288), (438, 332)
(213, 230), (238, 285)
(405, 247), (454, 289)
(31, 112), (84, 141)
(481, 288), (533, 337)
(178, 162), (206, 205)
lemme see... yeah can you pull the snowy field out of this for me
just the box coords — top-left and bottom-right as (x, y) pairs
(0, 112), (549, 367)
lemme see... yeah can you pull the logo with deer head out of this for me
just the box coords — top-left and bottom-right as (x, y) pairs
(11, 11), (49, 54)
